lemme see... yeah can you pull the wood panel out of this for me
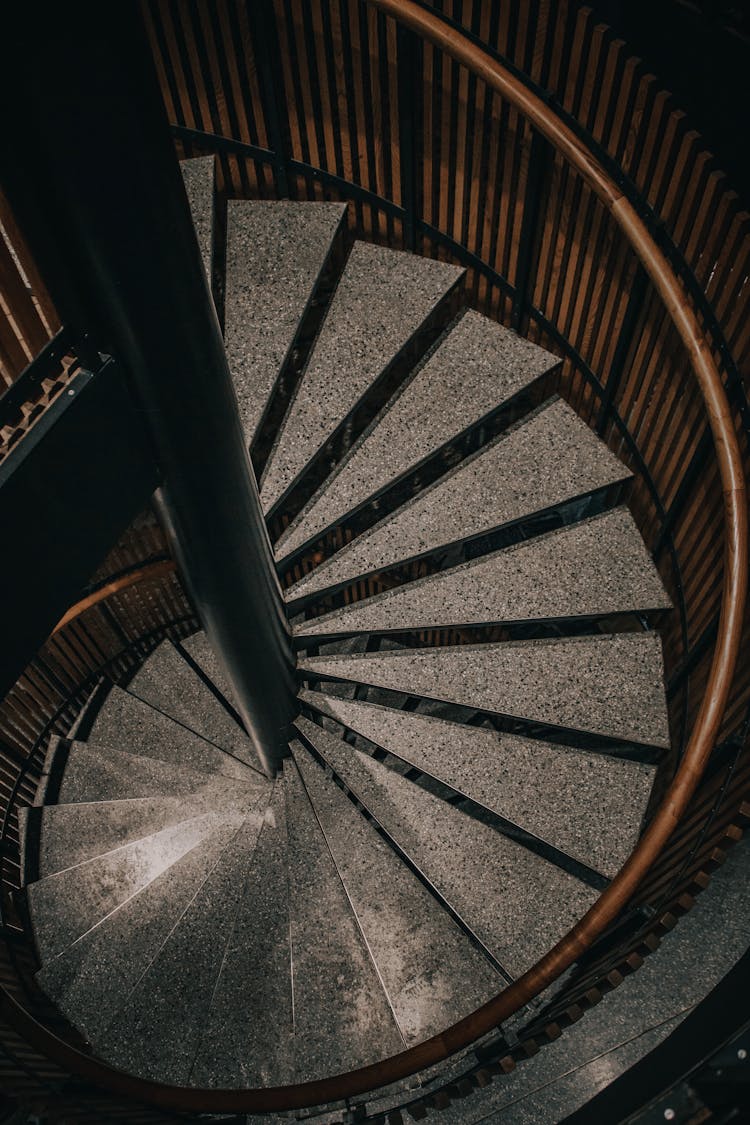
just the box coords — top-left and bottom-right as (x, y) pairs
(0, 192), (59, 390)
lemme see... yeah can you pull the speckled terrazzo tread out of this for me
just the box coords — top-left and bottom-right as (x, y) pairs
(291, 738), (502, 1044)
(190, 779), (294, 1088)
(295, 720), (598, 978)
(87, 684), (252, 781)
(28, 810), (245, 968)
(32, 784), (255, 879)
(299, 633), (670, 748)
(94, 798), (271, 1085)
(181, 156), (214, 283)
(300, 692), (655, 879)
(226, 201), (347, 450)
(285, 398), (632, 602)
(276, 309), (559, 559)
(33, 813), (251, 1042)
(126, 639), (261, 770)
(56, 741), (265, 805)
(284, 752), (405, 1079)
(180, 631), (243, 720)
(260, 242), (465, 512)
(295, 508), (672, 638)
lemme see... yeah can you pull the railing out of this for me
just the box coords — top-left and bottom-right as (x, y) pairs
(0, 0), (748, 1118)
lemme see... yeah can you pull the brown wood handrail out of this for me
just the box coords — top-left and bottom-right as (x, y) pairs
(51, 560), (177, 635)
(1, 2), (746, 1113)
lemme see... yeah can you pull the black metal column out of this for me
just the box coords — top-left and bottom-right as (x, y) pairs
(0, 2), (297, 776)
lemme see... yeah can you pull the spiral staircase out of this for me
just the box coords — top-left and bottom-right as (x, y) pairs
(1, 1), (749, 1122)
(14, 156), (676, 1100)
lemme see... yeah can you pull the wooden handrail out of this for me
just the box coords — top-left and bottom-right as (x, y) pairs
(51, 560), (177, 635)
(0, 2), (746, 1113)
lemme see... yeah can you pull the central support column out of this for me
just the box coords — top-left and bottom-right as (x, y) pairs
(0, 3), (297, 776)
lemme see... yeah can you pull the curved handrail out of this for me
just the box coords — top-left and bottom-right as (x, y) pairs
(51, 559), (177, 634)
(0, 1), (746, 1114)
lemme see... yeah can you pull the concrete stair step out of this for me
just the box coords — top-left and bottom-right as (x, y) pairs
(56, 741), (265, 805)
(277, 310), (558, 559)
(226, 200), (347, 450)
(28, 810), (242, 966)
(295, 720), (597, 978)
(126, 639), (261, 771)
(180, 631), (243, 722)
(284, 753), (404, 1080)
(190, 779), (294, 1088)
(295, 508), (671, 638)
(94, 796), (270, 1084)
(180, 155), (214, 282)
(34, 814), (247, 1042)
(291, 737), (502, 1045)
(286, 398), (631, 603)
(299, 632), (670, 749)
(301, 692), (655, 879)
(86, 683), (252, 780)
(27, 786), (251, 879)
(260, 242), (465, 512)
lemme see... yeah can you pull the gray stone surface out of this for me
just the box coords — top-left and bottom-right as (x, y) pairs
(57, 741), (263, 805)
(182, 631), (241, 715)
(296, 720), (597, 978)
(35, 775), (257, 877)
(35, 814), (245, 1040)
(29, 810), (240, 965)
(181, 156), (214, 282)
(33, 735), (67, 808)
(87, 684), (251, 780)
(284, 753), (404, 1078)
(260, 242), (465, 510)
(293, 739), (502, 1044)
(96, 797), (270, 1084)
(302, 693), (655, 878)
(191, 780), (295, 1088)
(423, 836), (750, 1124)
(226, 200), (346, 448)
(286, 398), (631, 601)
(297, 508), (672, 637)
(300, 633), (670, 747)
(277, 310), (558, 557)
(127, 640), (261, 770)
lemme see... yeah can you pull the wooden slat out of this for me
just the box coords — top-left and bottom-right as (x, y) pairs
(1, 0), (750, 1112)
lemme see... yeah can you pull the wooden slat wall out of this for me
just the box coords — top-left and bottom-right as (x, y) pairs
(0, 191), (59, 390)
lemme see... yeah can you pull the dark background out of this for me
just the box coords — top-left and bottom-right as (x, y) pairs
(581, 0), (750, 204)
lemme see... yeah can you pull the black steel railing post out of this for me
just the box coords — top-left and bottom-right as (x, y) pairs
(595, 262), (649, 436)
(246, 0), (293, 198)
(511, 129), (553, 333)
(397, 24), (422, 252)
(0, 3), (297, 777)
